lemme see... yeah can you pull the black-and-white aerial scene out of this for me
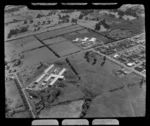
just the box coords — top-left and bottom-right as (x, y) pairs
(5, 4), (145, 118)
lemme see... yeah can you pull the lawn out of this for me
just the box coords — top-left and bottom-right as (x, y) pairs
(5, 79), (24, 110)
(39, 100), (84, 118)
(49, 41), (81, 57)
(21, 47), (58, 69)
(85, 89), (134, 117)
(42, 36), (67, 45)
(67, 51), (145, 117)
(5, 36), (44, 62)
(35, 25), (84, 40)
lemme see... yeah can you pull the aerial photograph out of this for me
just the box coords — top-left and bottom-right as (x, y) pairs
(5, 4), (146, 118)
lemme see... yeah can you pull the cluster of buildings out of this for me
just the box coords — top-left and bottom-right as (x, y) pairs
(26, 64), (66, 91)
(94, 33), (145, 74)
(134, 61), (146, 73)
(112, 45), (145, 68)
(94, 38), (137, 56)
(72, 37), (103, 49)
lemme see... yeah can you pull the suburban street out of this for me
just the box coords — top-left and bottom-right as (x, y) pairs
(92, 49), (145, 78)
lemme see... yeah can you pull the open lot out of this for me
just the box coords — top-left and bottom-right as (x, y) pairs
(39, 100), (84, 118)
(67, 51), (145, 117)
(85, 89), (134, 117)
(49, 41), (81, 57)
(5, 36), (44, 62)
(20, 47), (58, 69)
(68, 51), (124, 94)
(5, 79), (24, 110)
(35, 25), (84, 40)
(5, 79), (31, 118)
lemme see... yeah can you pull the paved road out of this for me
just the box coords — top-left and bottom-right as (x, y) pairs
(14, 73), (36, 118)
(92, 49), (146, 78)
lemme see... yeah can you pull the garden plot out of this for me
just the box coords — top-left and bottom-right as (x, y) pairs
(42, 36), (67, 45)
(49, 41), (81, 57)
(5, 36), (44, 62)
(21, 47), (58, 69)
(35, 25), (84, 40)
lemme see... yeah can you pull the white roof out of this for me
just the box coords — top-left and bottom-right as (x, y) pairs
(44, 64), (54, 73)
(88, 37), (96, 42)
(114, 54), (119, 58)
(127, 62), (135, 66)
(73, 38), (78, 41)
(35, 73), (46, 83)
(80, 37), (89, 41)
(44, 74), (53, 82)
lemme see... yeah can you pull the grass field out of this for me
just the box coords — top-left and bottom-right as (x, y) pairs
(42, 36), (67, 45)
(5, 79), (31, 118)
(5, 36), (44, 62)
(39, 100), (84, 118)
(20, 47), (58, 69)
(6, 79), (24, 110)
(67, 50), (145, 117)
(85, 89), (134, 117)
(35, 25), (84, 40)
(49, 41), (81, 57)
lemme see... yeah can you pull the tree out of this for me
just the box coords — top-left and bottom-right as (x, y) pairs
(71, 18), (77, 24)
(36, 14), (42, 18)
(94, 21), (101, 31)
(118, 10), (125, 17)
(78, 14), (84, 19)
(30, 19), (33, 24)
(85, 17), (88, 20)
(23, 20), (28, 24)
(65, 18), (69, 23)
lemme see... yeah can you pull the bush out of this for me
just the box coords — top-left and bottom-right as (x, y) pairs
(94, 22), (101, 31)
(71, 18), (77, 23)
(7, 26), (28, 38)
(36, 14), (42, 18)
(78, 14), (84, 19)
(30, 20), (33, 24)
(23, 20), (28, 24)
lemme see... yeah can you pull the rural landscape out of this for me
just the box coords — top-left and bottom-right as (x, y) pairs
(5, 4), (146, 118)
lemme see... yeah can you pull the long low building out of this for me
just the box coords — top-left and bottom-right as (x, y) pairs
(44, 64), (54, 73)
(35, 73), (47, 83)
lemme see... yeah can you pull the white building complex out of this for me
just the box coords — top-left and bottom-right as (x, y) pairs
(26, 64), (66, 91)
